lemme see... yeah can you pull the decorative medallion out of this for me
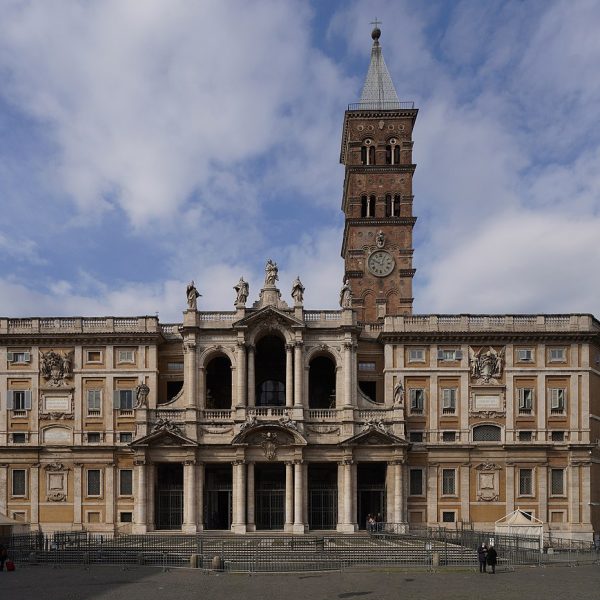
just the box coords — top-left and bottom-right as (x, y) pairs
(469, 347), (505, 383)
(260, 432), (278, 460)
(40, 350), (73, 387)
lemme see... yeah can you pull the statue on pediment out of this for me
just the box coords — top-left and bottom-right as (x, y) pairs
(186, 280), (201, 310)
(291, 276), (305, 304)
(234, 277), (249, 306)
(265, 259), (279, 286)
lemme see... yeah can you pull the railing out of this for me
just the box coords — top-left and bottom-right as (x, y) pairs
(198, 312), (237, 322)
(348, 101), (415, 110)
(201, 409), (232, 420)
(307, 409), (338, 420)
(304, 311), (342, 322)
(4, 316), (159, 334)
(357, 409), (388, 421)
(150, 409), (186, 422)
(247, 407), (290, 418)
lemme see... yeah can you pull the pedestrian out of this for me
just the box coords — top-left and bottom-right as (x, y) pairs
(367, 514), (375, 532)
(477, 543), (488, 573)
(0, 543), (7, 571)
(487, 545), (497, 574)
(375, 512), (383, 532)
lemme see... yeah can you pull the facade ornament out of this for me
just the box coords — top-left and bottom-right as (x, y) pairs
(291, 276), (305, 304)
(151, 417), (182, 434)
(47, 491), (66, 502)
(376, 230), (385, 248)
(186, 280), (201, 310)
(260, 431), (278, 460)
(469, 347), (505, 382)
(239, 415), (258, 431)
(40, 350), (74, 386)
(44, 462), (67, 472)
(278, 415), (299, 431)
(135, 382), (150, 408)
(339, 277), (352, 308)
(393, 380), (404, 406)
(234, 277), (249, 306)
(362, 419), (388, 433)
(40, 412), (74, 421)
(476, 462), (500, 502)
(264, 259), (279, 286)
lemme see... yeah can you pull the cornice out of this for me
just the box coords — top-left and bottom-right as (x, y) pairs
(378, 330), (599, 344)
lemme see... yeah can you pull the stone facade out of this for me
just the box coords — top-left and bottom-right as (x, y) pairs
(0, 28), (599, 541)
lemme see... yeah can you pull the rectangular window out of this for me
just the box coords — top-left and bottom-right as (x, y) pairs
(438, 349), (462, 361)
(408, 348), (425, 363)
(86, 469), (101, 497)
(86, 350), (102, 363)
(7, 351), (30, 364)
(12, 433), (27, 444)
(409, 388), (425, 413)
(86, 389), (102, 415)
(87, 432), (101, 444)
(517, 348), (534, 362)
(549, 348), (566, 362)
(550, 469), (564, 495)
(409, 431), (424, 443)
(120, 511), (133, 523)
(519, 469), (533, 496)
(7, 390), (32, 411)
(119, 469), (133, 496)
(442, 469), (456, 495)
(441, 388), (457, 414)
(519, 431), (533, 442)
(551, 431), (565, 442)
(442, 431), (456, 443)
(119, 432), (133, 444)
(115, 389), (134, 411)
(167, 361), (184, 371)
(409, 469), (423, 496)
(442, 511), (455, 523)
(549, 388), (565, 414)
(518, 388), (534, 414)
(117, 349), (135, 364)
(11, 469), (26, 497)
(358, 362), (376, 372)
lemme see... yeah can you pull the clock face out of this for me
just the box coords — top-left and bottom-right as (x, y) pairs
(368, 250), (395, 277)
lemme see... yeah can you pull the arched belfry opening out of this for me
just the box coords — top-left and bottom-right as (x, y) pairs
(205, 354), (232, 409)
(308, 355), (336, 408)
(255, 334), (286, 406)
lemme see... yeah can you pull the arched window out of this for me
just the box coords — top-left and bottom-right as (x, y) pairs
(255, 335), (286, 406)
(385, 138), (400, 165)
(472, 425), (502, 442)
(361, 195), (368, 217)
(385, 194), (392, 217)
(206, 355), (232, 409)
(309, 355), (336, 409)
(258, 380), (285, 406)
(369, 195), (376, 217)
(394, 194), (401, 216)
(361, 139), (375, 165)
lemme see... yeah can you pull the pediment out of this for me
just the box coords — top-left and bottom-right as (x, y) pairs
(339, 425), (408, 447)
(130, 427), (198, 448)
(233, 306), (304, 329)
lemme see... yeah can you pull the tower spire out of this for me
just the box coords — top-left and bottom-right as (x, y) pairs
(359, 23), (400, 109)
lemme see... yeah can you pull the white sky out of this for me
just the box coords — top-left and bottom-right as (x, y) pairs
(0, 0), (599, 321)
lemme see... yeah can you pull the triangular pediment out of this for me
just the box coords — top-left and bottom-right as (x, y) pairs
(339, 425), (408, 447)
(233, 305), (304, 329)
(130, 427), (198, 448)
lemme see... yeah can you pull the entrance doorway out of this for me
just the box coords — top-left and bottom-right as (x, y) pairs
(204, 464), (232, 530)
(357, 462), (387, 530)
(255, 463), (285, 530)
(308, 463), (338, 530)
(155, 464), (183, 530)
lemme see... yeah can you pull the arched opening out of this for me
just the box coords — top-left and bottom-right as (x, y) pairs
(369, 195), (376, 217)
(385, 139), (400, 165)
(255, 335), (286, 406)
(472, 424), (502, 442)
(361, 195), (368, 217)
(385, 194), (392, 217)
(393, 194), (401, 216)
(206, 355), (232, 409)
(361, 140), (375, 165)
(309, 355), (336, 408)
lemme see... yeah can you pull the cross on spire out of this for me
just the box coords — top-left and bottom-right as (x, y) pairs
(370, 18), (382, 29)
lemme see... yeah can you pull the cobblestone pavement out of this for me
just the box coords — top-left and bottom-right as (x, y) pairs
(1, 564), (599, 600)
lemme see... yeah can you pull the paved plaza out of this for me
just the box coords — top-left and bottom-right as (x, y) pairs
(1, 564), (598, 600)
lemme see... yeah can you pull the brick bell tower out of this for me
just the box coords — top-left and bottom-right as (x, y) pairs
(340, 25), (418, 322)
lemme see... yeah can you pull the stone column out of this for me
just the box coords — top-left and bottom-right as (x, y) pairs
(294, 342), (304, 407)
(537, 372), (546, 437)
(30, 464), (39, 529)
(246, 462), (255, 532)
(581, 463), (591, 525)
(74, 463), (83, 528)
(337, 459), (356, 532)
(105, 463), (115, 526)
(505, 464), (515, 514)
(183, 340), (197, 408)
(197, 462), (205, 530)
(343, 342), (353, 407)
(147, 464), (156, 531)
(133, 459), (147, 533)
(198, 366), (206, 410)
(285, 462), (294, 531)
(236, 342), (247, 408)
(183, 460), (197, 532)
(247, 345), (256, 408)
(569, 462), (580, 523)
(430, 376), (439, 440)
(384, 345), (394, 406)
(427, 464), (438, 525)
(302, 462), (309, 532)
(232, 460), (246, 533)
(538, 465), (548, 524)
(285, 344), (294, 408)
(293, 460), (305, 533)
(0, 464), (7, 517)
(460, 465), (470, 524)
(393, 461), (403, 523)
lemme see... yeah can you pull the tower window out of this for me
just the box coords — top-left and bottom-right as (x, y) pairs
(361, 195), (368, 217)
(369, 195), (376, 217)
(361, 139), (375, 165)
(385, 138), (400, 165)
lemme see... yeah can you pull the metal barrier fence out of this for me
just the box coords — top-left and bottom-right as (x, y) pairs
(1, 530), (597, 573)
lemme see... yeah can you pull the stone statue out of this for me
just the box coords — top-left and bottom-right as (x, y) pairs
(339, 277), (352, 308)
(469, 346), (505, 383)
(135, 381), (150, 407)
(264, 259), (278, 286)
(234, 277), (249, 306)
(62, 351), (74, 378)
(376, 230), (385, 248)
(393, 380), (404, 406)
(291, 276), (305, 304)
(40, 350), (72, 386)
(186, 280), (201, 310)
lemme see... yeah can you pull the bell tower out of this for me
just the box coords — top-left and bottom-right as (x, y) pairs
(340, 25), (418, 322)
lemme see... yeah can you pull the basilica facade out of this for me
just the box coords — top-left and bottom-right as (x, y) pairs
(1, 28), (599, 541)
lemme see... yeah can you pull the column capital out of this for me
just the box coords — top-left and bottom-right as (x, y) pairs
(236, 340), (246, 349)
(232, 459), (245, 466)
(246, 344), (255, 353)
(285, 343), (294, 352)
(294, 341), (304, 348)
(133, 459), (147, 467)
(183, 341), (197, 353)
(343, 341), (354, 350)
(184, 459), (197, 466)
(293, 459), (304, 466)
(339, 459), (354, 466)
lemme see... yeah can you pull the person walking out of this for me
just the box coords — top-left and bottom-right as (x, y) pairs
(487, 545), (497, 574)
(477, 543), (488, 573)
